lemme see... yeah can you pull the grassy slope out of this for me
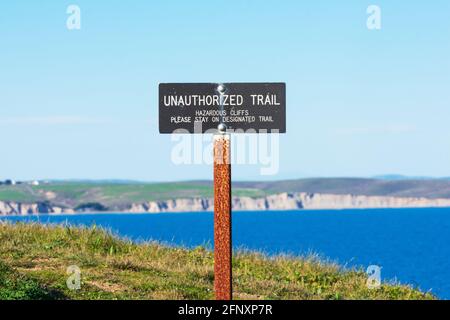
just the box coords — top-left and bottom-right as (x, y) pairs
(0, 223), (433, 300)
(0, 262), (64, 300)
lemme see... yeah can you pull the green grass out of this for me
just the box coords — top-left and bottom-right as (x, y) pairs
(0, 223), (434, 300)
(97, 183), (214, 202)
(32, 184), (89, 199)
(232, 188), (268, 198)
(0, 186), (40, 202)
(0, 261), (64, 300)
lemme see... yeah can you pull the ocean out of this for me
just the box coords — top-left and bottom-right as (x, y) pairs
(1, 207), (450, 299)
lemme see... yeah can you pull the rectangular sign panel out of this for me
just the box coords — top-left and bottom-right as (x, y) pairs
(159, 83), (286, 134)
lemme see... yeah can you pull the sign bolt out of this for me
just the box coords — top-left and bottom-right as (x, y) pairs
(217, 84), (226, 95)
(218, 123), (227, 134)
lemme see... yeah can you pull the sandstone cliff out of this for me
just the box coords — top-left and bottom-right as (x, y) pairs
(0, 201), (74, 215)
(126, 192), (450, 213)
(2, 192), (450, 215)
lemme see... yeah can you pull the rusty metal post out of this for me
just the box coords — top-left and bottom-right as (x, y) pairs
(214, 133), (232, 300)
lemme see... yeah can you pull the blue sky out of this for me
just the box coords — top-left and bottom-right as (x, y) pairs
(1, 1), (449, 181)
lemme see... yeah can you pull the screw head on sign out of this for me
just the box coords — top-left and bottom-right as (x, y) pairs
(217, 84), (226, 95)
(217, 123), (227, 133)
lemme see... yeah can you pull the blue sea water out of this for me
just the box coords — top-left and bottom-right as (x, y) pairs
(1, 208), (450, 299)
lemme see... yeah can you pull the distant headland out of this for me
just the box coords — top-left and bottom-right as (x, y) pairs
(1, 177), (450, 215)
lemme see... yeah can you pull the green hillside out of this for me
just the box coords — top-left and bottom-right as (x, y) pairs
(0, 182), (267, 208)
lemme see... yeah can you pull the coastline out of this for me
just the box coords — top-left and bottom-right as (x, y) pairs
(2, 207), (450, 218)
(2, 192), (450, 215)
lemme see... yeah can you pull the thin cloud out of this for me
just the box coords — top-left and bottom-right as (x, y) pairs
(334, 124), (416, 135)
(0, 116), (112, 125)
